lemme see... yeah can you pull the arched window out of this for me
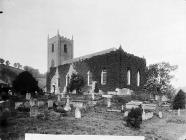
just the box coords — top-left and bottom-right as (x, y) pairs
(137, 70), (140, 86)
(87, 71), (92, 86)
(66, 74), (70, 86)
(52, 44), (54, 52)
(64, 44), (67, 53)
(127, 68), (131, 85)
(51, 59), (55, 67)
(101, 69), (107, 85)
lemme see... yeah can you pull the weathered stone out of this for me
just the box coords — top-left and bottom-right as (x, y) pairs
(64, 95), (71, 111)
(48, 100), (53, 108)
(75, 107), (81, 119)
(30, 106), (39, 117)
(15, 102), (23, 109)
(26, 93), (31, 100)
(159, 111), (162, 118)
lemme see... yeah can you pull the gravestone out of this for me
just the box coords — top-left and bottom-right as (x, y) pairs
(91, 92), (95, 100)
(38, 101), (44, 107)
(26, 93), (31, 100)
(124, 111), (128, 117)
(178, 108), (180, 116)
(15, 102), (23, 109)
(107, 98), (111, 108)
(24, 101), (30, 108)
(159, 111), (162, 118)
(57, 94), (61, 101)
(48, 100), (53, 108)
(30, 105), (38, 117)
(75, 107), (81, 119)
(64, 95), (71, 111)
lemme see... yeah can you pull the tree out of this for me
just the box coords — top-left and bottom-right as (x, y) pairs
(5, 60), (10, 66)
(67, 73), (84, 94)
(13, 63), (18, 68)
(12, 71), (39, 95)
(0, 58), (5, 64)
(173, 90), (185, 109)
(17, 63), (22, 69)
(144, 62), (177, 97)
(23, 66), (40, 77)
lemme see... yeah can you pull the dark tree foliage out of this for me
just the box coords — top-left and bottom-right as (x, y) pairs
(126, 107), (143, 129)
(67, 73), (84, 94)
(12, 71), (39, 95)
(173, 90), (185, 109)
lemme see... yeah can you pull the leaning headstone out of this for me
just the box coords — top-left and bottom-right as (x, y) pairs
(124, 111), (128, 117)
(75, 107), (81, 119)
(30, 105), (39, 117)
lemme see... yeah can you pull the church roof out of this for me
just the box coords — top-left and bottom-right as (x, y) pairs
(62, 47), (117, 65)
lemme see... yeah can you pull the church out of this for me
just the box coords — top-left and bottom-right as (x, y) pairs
(46, 32), (146, 93)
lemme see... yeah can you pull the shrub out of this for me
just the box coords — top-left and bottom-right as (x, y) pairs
(67, 73), (84, 94)
(126, 107), (143, 129)
(173, 90), (185, 109)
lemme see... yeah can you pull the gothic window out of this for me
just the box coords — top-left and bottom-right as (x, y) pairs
(52, 44), (54, 52)
(127, 68), (131, 85)
(66, 74), (70, 86)
(64, 44), (67, 53)
(137, 70), (140, 86)
(101, 69), (107, 85)
(87, 71), (92, 86)
(51, 59), (55, 67)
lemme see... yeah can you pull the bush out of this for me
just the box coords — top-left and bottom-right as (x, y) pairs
(173, 90), (185, 109)
(126, 107), (143, 129)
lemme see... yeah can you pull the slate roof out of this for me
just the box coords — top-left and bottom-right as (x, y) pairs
(62, 48), (117, 65)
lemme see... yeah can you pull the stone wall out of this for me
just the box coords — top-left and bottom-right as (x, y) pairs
(47, 48), (146, 93)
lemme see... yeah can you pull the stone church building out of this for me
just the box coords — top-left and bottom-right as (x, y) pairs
(46, 32), (146, 93)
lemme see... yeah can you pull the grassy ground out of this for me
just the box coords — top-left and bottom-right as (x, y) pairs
(1, 102), (186, 140)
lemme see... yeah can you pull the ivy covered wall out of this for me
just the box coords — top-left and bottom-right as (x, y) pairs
(46, 48), (146, 93)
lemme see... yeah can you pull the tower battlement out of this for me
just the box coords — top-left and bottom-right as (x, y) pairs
(47, 31), (74, 71)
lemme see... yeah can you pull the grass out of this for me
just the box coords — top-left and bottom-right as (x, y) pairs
(1, 100), (186, 140)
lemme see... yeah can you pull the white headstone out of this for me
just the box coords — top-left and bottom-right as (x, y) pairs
(121, 105), (124, 111)
(142, 109), (146, 120)
(57, 94), (61, 101)
(158, 111), (162, 118)
(91, 92), (95, 100)
(48, 100), (53, 108)
(107, 98), (111, 108)
(75, 107), (81, 119)
(124, 111), (128, 117)
(178, 108), (180, 116)
(64, 95), (71, 111)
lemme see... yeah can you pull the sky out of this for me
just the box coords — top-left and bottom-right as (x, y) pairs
(0, 0), (185, 88)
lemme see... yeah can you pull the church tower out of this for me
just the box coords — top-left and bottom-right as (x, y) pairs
(47, 31), (74, 71)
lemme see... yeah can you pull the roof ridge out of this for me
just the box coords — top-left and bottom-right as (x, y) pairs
(62, 47), (117, 65)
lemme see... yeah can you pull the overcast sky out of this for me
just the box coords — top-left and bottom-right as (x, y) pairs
(0, 0), (185, 87)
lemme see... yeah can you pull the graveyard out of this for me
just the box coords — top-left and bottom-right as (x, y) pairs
(1, 88), (186, 140)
